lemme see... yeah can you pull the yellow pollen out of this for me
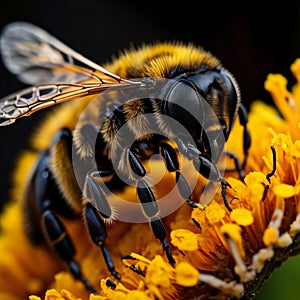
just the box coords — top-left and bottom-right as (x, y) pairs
(175, 261), (199, 287)
(230, 208), (254, 226)
(205, 201), (226, 223)
(29, 296), (41, 300)
(220, 224), (242, 244)
(244, 171), (268, 186)
(263, 227), (278, 246)
(273, 183), (298, 198)
(171, 229), (198, 251)
(145, 256), (172, 288)
(220, 223), (245, 258)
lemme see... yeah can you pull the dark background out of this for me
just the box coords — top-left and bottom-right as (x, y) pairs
(1, 0), (300, 207)
(1, 2), (300, 206)
(0, 1), (300, 298)
(1, 1), (299, 208)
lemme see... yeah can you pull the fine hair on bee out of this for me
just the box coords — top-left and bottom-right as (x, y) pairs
(0, 21), (251, 294)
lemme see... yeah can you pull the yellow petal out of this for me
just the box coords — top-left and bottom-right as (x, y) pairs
(293, 140), (300, 157)
(61, 290), (81, 300)
(44, 289), (65, 300)
(264, 74), (287, 96)
(291, 58), (300, 83)
(272, 134), (293, 153)
(126, 291), (152, 300)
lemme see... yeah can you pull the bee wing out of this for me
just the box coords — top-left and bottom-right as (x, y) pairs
(0, 82), (121, 126)
(0, 22), (143, 126)
(0, 21), (135, 85)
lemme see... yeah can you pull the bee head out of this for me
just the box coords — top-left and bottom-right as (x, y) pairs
(162, 67), (240, 162)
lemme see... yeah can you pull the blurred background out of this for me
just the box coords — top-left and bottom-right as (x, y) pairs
(1, 1), (300, 298)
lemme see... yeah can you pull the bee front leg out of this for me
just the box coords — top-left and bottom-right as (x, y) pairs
(193, 154), (232, 212)
(176, 138), (233, 211)
(160, 142), (198, 209)
(127, 148), (176, 264)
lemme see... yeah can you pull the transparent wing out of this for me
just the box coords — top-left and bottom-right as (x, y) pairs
(0, 21), (134, 85)
(0, 22), (143, 126)
(0, 82), (125, 126)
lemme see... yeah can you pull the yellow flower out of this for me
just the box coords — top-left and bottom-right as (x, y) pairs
(3, 59), (300, 300)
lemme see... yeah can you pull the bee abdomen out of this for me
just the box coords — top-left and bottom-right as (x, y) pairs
(23, 129), (80, 244)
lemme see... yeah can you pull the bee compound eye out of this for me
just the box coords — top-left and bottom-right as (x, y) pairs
(164, 80), (205, 138)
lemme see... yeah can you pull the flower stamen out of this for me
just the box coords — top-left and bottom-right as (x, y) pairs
(198, 273), (244, 299)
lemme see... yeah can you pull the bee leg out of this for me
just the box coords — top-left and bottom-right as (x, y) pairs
(262, 146), (277, 201)
(223, 104), (250, 181)
(176, 138), (233, 210)
(224, 150), (245, 182)
(121, 255), (146, 276)
(83, 171), (121, 280)
(138, 181), (176, 264)
(84, 170), (114, 220)
(218, 178), (232, 212)
(127, 148), (176, 264)
(193, 154), (233, 212)
(42, 210), (97, 294)
(83, 201), (121, 279)
(160, 142), (198, 209)
(238, 104), (251, 169)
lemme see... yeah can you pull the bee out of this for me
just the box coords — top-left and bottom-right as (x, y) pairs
(0, 22), (251, 293)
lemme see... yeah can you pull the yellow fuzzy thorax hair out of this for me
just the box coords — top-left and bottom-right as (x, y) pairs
(106, 42), (221, 78)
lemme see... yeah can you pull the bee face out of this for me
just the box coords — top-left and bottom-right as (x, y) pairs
(157, 66), (240, 162)
(0, 22), (251, 294)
